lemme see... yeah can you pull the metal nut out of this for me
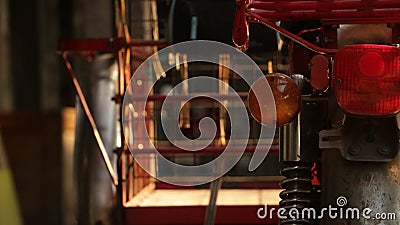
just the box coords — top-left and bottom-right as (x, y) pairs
(378, 146), (391, 156)
(348, 145), (361, 156)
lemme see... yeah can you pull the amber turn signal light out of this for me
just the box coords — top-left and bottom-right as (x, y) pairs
(248, 73), (301, 127)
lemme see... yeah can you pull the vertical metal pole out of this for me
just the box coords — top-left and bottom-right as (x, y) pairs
(204, 178), (223, 225)
(279, 114), (301, 162)
(190, 16), (198, 40)
(72, 54), (119, 225)
(218, 54), (230, 146)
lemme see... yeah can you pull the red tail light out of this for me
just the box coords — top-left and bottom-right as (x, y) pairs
(333, 44), (400, 116)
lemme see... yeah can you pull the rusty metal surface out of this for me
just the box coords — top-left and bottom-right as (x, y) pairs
(321, 149), (400, 225)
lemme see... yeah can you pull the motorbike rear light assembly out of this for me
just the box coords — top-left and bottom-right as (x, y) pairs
(333, 44), (400, 116)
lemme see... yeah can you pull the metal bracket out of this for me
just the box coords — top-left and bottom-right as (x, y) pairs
(319, 128), (342, 150)
(320, 117), (399, 162)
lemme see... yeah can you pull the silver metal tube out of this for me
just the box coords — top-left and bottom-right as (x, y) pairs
(74, 54), (118, 225)
(279, 114), (301, 162)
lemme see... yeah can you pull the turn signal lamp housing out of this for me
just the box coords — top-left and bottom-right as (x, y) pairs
(333, 44), (400, 116)
(248, 73), (301, 127)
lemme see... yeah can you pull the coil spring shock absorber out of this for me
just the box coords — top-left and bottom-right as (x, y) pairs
(279, 162), (313, 225)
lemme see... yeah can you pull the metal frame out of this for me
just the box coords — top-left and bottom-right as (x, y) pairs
(57, 0), (169, 205)
(240, 0), (400, 54)
(58, 0), (281, 221)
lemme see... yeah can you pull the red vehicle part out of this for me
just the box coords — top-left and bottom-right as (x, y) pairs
(333, 44), (400, 116)
(234, 0), (400, 116)
(249, 1), (400, 22)
(310, 55), (329, 91)
(234, 0), (400, 54)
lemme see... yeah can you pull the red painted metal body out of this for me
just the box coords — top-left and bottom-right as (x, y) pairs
(233, 0), (400, 55)
(249, 0), (400, 22)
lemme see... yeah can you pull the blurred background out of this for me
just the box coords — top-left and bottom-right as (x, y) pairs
(0, 0), (280, 225)
(0, 0), (76, 224)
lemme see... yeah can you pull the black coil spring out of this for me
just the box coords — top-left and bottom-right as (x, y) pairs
(279, 162), (313, 225)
